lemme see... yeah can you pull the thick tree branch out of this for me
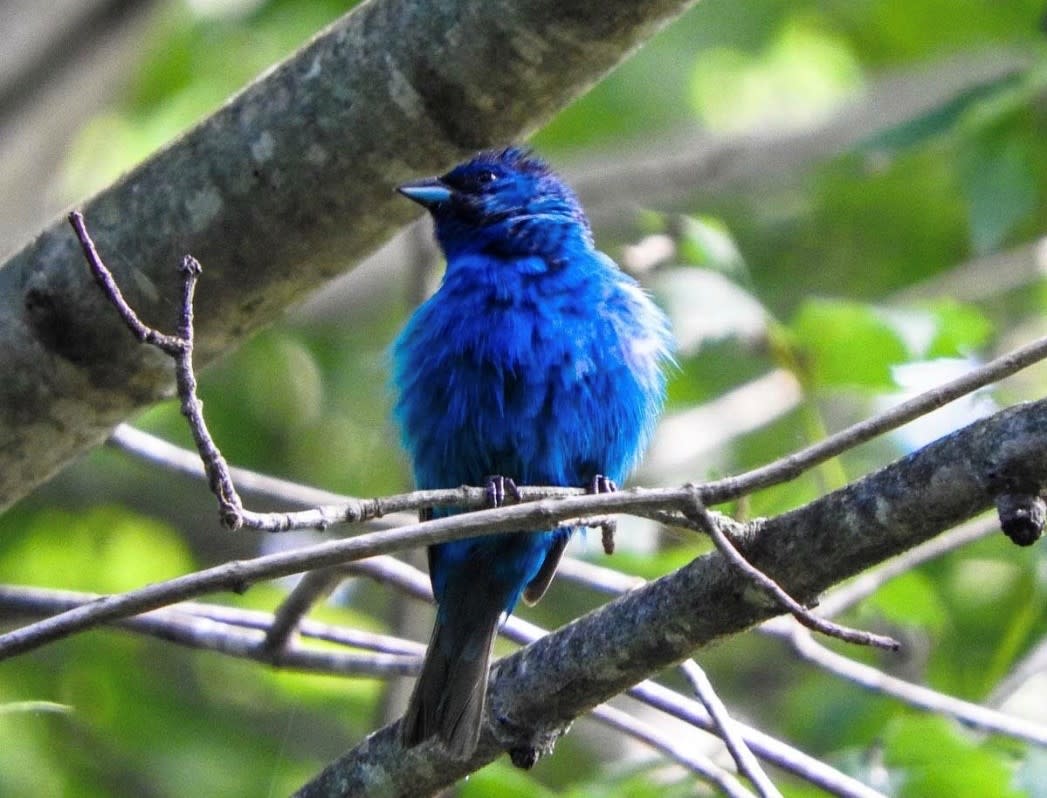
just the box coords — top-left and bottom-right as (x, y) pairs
(0, 0), (700, 511)
(294, 398), (1047, 795)
(3, 397), (1045, 664)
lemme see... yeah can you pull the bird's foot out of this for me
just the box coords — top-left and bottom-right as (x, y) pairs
(588, 475), (618, 554)
(484, 475), (521, 508)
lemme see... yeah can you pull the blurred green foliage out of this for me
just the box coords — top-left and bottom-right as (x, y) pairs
(3, 0), (1047, 795)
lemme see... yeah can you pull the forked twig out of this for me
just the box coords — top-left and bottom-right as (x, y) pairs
(686, 498), (900, 651)
(70, 211), (244, 527)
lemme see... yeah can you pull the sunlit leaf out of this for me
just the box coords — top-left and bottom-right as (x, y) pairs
(0, 507), (192, 591)
(884, 715), (1023, 798)
(790, 299), (909, 389)
(960, 131), (1038, 254)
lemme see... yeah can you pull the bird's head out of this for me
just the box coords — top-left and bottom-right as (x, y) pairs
(398, 147), (592, 259)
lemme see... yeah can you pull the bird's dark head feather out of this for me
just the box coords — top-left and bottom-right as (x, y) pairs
(398, 147), (592, 258)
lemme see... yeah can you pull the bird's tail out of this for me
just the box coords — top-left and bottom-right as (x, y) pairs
(400, 600), (504, 758)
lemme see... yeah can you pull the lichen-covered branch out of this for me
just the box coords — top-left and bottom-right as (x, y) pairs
(0, 0), (699, 510)
(296, 398), (1047, 797)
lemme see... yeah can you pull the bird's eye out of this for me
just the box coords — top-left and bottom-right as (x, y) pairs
(477, 171), (498, 185)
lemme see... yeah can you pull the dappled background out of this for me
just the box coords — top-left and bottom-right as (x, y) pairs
(1, 0), (1046, 795)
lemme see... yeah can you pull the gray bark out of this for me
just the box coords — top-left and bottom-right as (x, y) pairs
(296, 398), (1047, 797)
(0, 0), (697, 510)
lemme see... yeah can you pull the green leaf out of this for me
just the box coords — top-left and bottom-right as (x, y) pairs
(859, 70), (1024, 154)
(673, 215), (749, 280)
(960, 131), (1038, 255)
(790, 299), (909, 389)
(884, 715), (1024, 798)
(866, 571), (949, 632)
(923, 300), (994, 358)
(0, 506), (193, 591)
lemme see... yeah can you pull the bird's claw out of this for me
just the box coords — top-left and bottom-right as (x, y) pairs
(485, 475), (521, 508)
(587, 475), (618, 553)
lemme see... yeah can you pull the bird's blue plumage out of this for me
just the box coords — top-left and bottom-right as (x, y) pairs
(392, 147), (673, 757)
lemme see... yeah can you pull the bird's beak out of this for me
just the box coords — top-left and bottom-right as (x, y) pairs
(397, 177), (453, 207)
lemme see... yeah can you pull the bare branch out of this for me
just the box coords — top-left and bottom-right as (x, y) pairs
(333, 555), (890, 798)
(689, 501), (899, 651)
(263, 567), (346, 654)
(699, 333), (1047, 504)
(0, 584), (418, 677)
(768, 624), (1047, 748)
(590, 703), (757, 798)
(679, 659), (781, 798)
(295, 395), (1047, 794)
(1, 0), (705, 512)
(1, 395), (1044, 666)
(629, 681), (887, 798)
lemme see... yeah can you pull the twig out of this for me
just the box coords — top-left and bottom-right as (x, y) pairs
(6, 394), (1047, 662)
(70, 211), (244, 527)
(772, 624), (1047, 748)
(630, 681), (887, 798)
(361, 558), (888, 798)
(554, 555), (646, 595)
(0, 580), (754, 797)
(83, 200), (1047, 538)
(590, 703), (757, 798)
(70, 210), (186, 355)
(75, 214), (628, 536)
(556, 523), (1047, 755)
(109, 423), (412, 529)
(698, 332), (1047, 505)
(107, 321), (1047, 532)
(688, 499), (901, 651)
(679, 659), (782, 798)
(0, 583), (419, 677)
(0, 496), (626, 660)
(263, 567), (346, 653)
(184, 599), (424, 657)
(109, 422), (618, 530)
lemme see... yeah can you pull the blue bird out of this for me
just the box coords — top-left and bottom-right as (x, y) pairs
(393, 147), (673, 758)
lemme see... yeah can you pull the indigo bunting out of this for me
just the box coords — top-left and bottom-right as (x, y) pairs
(393, 147), (673, 757)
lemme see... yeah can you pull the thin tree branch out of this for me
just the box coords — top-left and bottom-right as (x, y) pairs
(590, 703), (757, 798)
(698, 333), (1047, 504)
(71, 211), (246, 525)
(108, 423), (363, 508)
(767, 624), (1047, 748)
(1, 395), (1044, 663)
(0, 584), (418, 677)
(679, 659), (782, 798)
(629, 681), (887, 798)
(345, 555), (889, 798)
(689, 501), (899, 651)
(263, 567), (346, 653)
(63, 210), (1047, 544)
(0, 579), (763, 796)
(295, 395), (1047, 795)
(102, 329), (1047, 527)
